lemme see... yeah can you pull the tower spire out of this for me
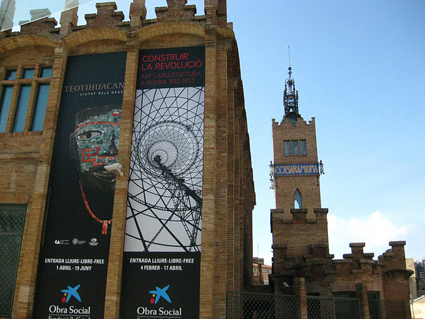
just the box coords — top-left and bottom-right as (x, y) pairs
(283, 46), (299, 121)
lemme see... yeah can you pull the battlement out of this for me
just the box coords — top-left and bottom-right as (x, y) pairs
(379, 241), (412, 272)
(325, 243), (380, 276)
(327, 242), (412, 277)
(1, 1), (212, 38)
(272, 240), (411, 281)
(271, 208), (329, 263)
(272, 116), (315, 128)
(18, 17), (58, 36)
(85, 2), (125, 28)
(156, 0), (197, 23)
(271, 208), (328, 226)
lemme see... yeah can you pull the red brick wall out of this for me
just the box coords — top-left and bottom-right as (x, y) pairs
(0, 1), (255, 318)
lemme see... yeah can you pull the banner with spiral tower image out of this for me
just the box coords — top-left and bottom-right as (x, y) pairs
(121, 46), (205, 318)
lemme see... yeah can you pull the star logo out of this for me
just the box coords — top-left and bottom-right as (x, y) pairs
(149, 285), (171, 304)
(61, 284), (82, 303)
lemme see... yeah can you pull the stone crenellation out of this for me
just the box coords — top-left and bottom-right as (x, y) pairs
(1, 1), (212, 40)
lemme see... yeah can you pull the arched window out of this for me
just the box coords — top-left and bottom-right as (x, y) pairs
(294, 189), (302, 209)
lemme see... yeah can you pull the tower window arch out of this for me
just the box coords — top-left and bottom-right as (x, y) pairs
(294, 189), (302, 209)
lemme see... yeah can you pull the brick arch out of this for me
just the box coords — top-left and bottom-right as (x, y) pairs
(63, 28), (127, 50)
(0, 35), (55, 54)
(135, 22), (205, 44)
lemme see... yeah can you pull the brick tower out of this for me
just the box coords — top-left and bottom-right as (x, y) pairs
(271, 66), (322, 214)
(0, 1), (255, 318)
(269, 67), (413, 319)
(270, 67), (329, 292)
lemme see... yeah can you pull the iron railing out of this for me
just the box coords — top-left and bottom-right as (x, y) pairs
(227, 291), (374, 319)
(227, 291), (297, 319)
(307, 295), (361, 319)
(369, 299), (382, 319)
(0, 205), (26, 317)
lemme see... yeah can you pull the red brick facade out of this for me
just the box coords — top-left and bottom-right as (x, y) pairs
(0, 1), (255, 318)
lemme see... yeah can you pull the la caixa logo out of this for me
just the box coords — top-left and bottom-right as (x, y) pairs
(48, 284), (91, 316)
(137, 284), (182, 317)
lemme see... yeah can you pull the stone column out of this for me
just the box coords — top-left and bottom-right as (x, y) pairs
(199, 26), (218, 319)
(294, 277), (307, 319)
(356, 283), (370, 319)
(15, 42), (69, 318)
(103, 40), (138, 319)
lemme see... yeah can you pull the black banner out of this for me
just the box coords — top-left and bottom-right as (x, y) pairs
(33, 51), (127, 319)
(120, 252), (200, 318)
(121, 46), (205, 318)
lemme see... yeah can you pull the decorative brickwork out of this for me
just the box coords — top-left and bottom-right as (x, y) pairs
(272, 117), (321, 217)
(85, 2), (125, 29)
(155, 0), (197, 23)
(19, 17), (58, 36)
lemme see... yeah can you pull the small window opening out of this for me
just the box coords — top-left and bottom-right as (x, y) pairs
(291, 140), (299, 155)
(284, 140), (291, 156)
(294, 189), (302, 208)
(300, 140), (307, 155)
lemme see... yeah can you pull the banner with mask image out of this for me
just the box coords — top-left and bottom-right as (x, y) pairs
(121, 46), (205, 318)
(33, 51), (127, 319)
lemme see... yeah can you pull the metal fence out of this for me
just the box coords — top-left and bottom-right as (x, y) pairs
(0, 205), (27, 317)
(227, 291), (366, 319)
(368, 299), (381, 319)
(227, 291), (297, 319)
(307, 295), (361, 319)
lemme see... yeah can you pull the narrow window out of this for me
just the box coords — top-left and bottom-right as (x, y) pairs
(31, 83), (49, 131)
(12, 84), (31, 132)
(0, 205), (26, 317)
(40, 67), (52, 78)
(294, 189), (302, 208)
(0, 85), (13, 133)
(292, 140), (299, 155)
(284, 140), (291, 156)
(4, 69), (17, 80)
(300, 139), (307, 155)
(22, 68), (35, 79)
(368, 292), (380, 319)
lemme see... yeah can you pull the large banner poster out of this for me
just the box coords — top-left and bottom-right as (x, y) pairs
(33, 51), (127, 319)
(121, 46), (205, 318)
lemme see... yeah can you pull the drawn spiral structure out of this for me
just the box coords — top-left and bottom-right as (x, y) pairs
(136, 121), (199, 179)
(126, 87), (204, 252)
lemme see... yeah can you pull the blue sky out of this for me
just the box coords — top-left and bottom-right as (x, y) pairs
(10, 0), (425, 265)
(226, 0), (425, 264)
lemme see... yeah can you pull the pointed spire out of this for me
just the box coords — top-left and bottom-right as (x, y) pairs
(283, 46), (300, 121)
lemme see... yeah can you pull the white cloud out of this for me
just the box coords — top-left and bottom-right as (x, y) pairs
(328, 211), (415, 259)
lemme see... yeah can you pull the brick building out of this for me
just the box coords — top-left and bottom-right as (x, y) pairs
(416, 260), (425, 298)
(269, 67), (413, 318)
(0, 1), (255, 318)
(253, 257), (272, 286)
